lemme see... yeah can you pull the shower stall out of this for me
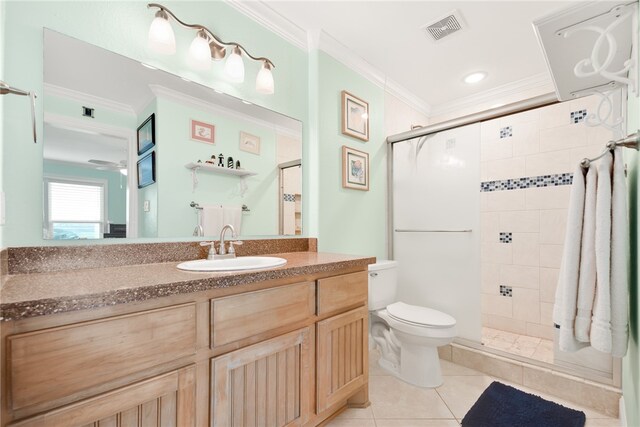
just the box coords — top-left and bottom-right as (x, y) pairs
(388, 91), (624, 386)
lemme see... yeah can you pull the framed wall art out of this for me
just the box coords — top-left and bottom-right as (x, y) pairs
(190, 119), (215, 144)
(137, 151), (156, 188)
(341, 90), (369, 142)
(342, 145), (369, 191)
(137, 113), (155, 155)
(239, 131), (261, 155)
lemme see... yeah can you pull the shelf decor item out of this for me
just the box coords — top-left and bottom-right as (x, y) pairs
(137, 113), (155, 155)
(239, 131), (261, 155)
(190, 119), (215, 144)
(341, 91), (369, 142)
(342, 145), (369, 191)
(137, 151), (156, 188)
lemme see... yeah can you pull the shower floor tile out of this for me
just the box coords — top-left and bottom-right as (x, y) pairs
(482, 327), (553, 363)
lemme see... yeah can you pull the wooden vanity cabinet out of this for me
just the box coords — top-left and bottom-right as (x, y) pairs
(1, 268), (370, 427)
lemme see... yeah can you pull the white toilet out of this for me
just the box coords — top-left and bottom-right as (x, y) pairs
(368, 260), (456, 388)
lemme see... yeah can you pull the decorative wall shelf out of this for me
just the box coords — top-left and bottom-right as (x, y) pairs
(185, 162), (257, 177)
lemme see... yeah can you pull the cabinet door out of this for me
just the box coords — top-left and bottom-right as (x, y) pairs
(316, 306), (368, 413)
(211, 327), (313, 427)
(10, 365), (196, 427)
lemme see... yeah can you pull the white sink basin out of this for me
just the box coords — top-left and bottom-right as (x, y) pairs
(177, 256), (287, 272)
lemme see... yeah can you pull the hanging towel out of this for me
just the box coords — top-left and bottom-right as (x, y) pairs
(201, 205), (224, 237)
(554, 165), (589, 352)
(574, 163), (597, 342)
(590, 152), (613, 353)
(610, 147), (629, 357)
(222, 205), (242, 235)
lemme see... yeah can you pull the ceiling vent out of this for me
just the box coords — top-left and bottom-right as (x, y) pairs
(422, 10), (465, 42)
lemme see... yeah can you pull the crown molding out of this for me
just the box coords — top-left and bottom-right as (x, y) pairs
(44, 83), (136, 117)
(429, 72), (555, 119)
(224, 0), (308, 51)
(223, 1), (431, 117)
(148, 85), (300, 138)
(317, 30), (432, 117)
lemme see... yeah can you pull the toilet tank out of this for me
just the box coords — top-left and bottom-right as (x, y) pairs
(368, 260), (398, 310)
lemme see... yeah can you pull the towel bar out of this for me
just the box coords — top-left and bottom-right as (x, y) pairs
(580, 131), (639, 168)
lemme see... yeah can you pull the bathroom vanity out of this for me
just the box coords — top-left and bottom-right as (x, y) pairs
(0, 240), (374, 426)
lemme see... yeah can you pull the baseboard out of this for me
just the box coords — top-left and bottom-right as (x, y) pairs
(619, 396), (627, 427)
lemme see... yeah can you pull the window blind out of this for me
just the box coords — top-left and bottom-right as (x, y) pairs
(48, 180), (104, 222)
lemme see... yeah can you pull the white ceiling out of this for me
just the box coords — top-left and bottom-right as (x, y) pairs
(260, 1), (582, 108)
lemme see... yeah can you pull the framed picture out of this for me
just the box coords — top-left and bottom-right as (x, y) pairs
(342, 146), (369, 191)
(190, 119), (215, 144)
(137, 151), (156, 188)
(239, 131), (261, 155)
(341, 90), (369, 142)
(137, 113), (155, 155)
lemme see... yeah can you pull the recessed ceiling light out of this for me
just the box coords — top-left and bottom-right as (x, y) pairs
(141, 62), (158, 70)
(464, 71), (487, 84)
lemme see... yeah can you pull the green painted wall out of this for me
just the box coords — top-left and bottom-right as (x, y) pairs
(153, 95), (279, 237)
(624, 23), (640, 423)
(1, 1), (309, 247)
(43, 161), (127, 225)
(0, 0), (5, 248)
(316, 51), (387, 259)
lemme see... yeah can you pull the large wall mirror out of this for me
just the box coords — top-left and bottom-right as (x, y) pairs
(43, 29), (302, 240)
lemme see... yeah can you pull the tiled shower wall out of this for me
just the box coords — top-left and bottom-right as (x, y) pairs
(480, 95), (618, 340)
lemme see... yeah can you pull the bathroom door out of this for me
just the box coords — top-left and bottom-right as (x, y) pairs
(392, 123), (482, 342)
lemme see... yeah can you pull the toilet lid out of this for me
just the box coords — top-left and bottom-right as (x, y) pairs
(386, 302), (456, 328)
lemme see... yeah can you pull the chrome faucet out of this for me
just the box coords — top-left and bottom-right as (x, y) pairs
(218, 224), (236, 257)
(198, 224), (242, 260)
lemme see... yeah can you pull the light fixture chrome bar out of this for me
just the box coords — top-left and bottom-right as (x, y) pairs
(580, 130), (640, 168)
(0, 80), (37, 143)
(147, 3), (275, 68)
(394, 229), (472, 233)
(386, 92), (558, 144)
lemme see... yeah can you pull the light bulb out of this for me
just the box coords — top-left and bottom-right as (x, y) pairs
(148, 10), (176, 55)
(224, 46), (245, 83)
(463, 71), (487, 84)
(256, 61), (275, 94)
(188, 30), (212, 70)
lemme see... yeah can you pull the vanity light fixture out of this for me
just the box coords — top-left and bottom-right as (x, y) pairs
(463, 71), (487, 84)
(147, 3), (276, 94)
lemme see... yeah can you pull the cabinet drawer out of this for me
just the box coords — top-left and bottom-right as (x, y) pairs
(211, 282), (315, 348)
(10, 365), (196, 427)
(317, 271), (367, 316)
(8, 303), (196, 412)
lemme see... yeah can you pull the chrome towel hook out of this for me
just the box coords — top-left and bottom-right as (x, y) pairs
(0, 80), (38, 143)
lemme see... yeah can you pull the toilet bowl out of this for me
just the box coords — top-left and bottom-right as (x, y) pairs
(369, 260), (456, 388)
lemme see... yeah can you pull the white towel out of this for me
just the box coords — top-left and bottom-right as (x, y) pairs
(610, 147), (629, 357)
(575, 163), (597, 342)
(590, 152), (613, 353)
(222, 205), (242, 236)
(201, 205), (224, 237)
(554, 165), (588, 352)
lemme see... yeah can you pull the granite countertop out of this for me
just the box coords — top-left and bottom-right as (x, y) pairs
(0, 252), (375, 322)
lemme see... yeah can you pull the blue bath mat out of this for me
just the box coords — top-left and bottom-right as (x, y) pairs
(461, 381), (586, 427)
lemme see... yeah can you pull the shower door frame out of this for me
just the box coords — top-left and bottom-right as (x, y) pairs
(385, 91), (624, 387)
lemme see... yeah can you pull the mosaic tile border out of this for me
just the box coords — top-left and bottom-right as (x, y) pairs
(480, 172), (573, 193)
(283, 193), (296, 202)
(499, 232), (512, 243)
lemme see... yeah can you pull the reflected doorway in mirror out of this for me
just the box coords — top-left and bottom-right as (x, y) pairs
(190, 119), (215, 144)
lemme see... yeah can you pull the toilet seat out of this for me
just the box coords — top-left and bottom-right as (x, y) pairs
(387, 302), (456, 329)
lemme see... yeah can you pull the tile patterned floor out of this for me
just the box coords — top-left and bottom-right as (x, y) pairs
(326, 349), (620, 427)
(482, 327), (554, 364)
